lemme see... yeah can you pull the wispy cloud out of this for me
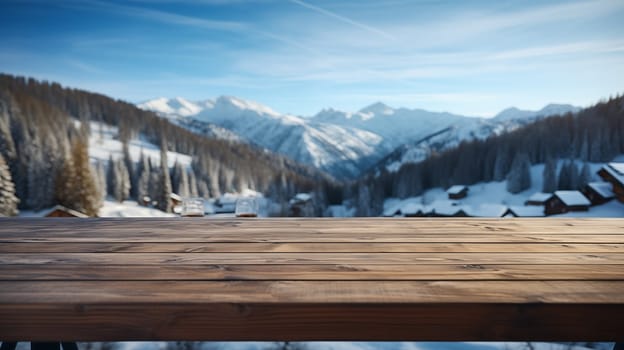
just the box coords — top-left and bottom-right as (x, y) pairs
(71, 0), (246, 31)
(287, 0), (396, 40)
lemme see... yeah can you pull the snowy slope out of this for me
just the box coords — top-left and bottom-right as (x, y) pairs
(384, 159), (624, 218)
(88, 122), (191, 168)
(139, 97), (580, 178)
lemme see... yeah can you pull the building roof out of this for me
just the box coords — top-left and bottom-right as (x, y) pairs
(507, 205), (545, 217)
(587, 182), (615, 199)
(609, 162), (624, 175)
(602, 163), (624, 186)
(401, 202), (424, 216)
(553, 191), (591, 206)
(446, 185), (468, 195)
(527, 192), (553, 203)
(44, 205), (89, 218)
(428, 200), (463, 216)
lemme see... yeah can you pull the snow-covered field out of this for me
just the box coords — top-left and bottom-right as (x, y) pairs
(88, 121), (192, 168)
(384, 159), (624, 218)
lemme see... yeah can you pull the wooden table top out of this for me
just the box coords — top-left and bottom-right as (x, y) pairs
(0, 217), (623, 341)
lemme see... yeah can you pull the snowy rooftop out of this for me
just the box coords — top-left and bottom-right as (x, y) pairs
(402, 202), (424, 215)
(587, 182), (615, 199)
(554, 191), (591, 206)
(603, 162), (624, 186)
(507, 205), (545, 217)
(527, 192), (552, 202)
(428, 200), (463, 216)
(463, 204), (508, 217)
(446, 185), (468, 195)
(609, 162), (624, 175)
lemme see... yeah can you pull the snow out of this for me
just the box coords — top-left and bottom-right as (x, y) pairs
(99, 200), (175, 217)
(463, 203), (508, 217)
(604, 162), (624, 184)
(294, 193), (312, 202)
(447, 185), (467, 195)
(587, 182), (614, 199)
(325, 204), (356, 217)
(139, 96), (579, 178)
(554, 191), (591, 206)
(384, 159), (621, 218)
(88, 122), (192, 169)
(507, 205), (545, 217)
(527, 192), (552, 203)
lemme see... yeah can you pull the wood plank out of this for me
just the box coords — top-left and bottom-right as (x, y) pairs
(1, 218), (623, 237)
(2, 281), (623, 304)
(1, 234), (623, 243)
(1, 303), (622, 341)
(1, 264), (622, 281)
(1, 252), (623, 265)
(1, 242), (622, 253)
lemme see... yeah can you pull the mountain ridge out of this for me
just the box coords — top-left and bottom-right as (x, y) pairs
(138, 96), (580, 178)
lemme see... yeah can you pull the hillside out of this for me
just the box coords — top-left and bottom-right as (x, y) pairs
(0, 74), (340, 216)
(351, 95), (624, 216)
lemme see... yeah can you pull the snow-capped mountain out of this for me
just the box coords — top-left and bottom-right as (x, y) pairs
(313, 102), (469, 146)
(139, 96), (390, 178)
(492, 104), (581, 122)
(139, 96), (580, 178)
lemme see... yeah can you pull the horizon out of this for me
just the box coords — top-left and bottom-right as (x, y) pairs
(1, 0), (623, 117)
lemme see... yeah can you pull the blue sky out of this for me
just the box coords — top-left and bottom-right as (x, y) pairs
(1, 0), (623, 117)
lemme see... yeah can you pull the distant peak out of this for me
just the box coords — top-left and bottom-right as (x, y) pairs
(359, 101), (394, 116)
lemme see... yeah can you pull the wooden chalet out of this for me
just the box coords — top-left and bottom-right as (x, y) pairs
(544, 190), (591, 216)
(598, 163), (624, 203)
(582, 182), (615, 206)
(525, 192), (553, 206)
(446, 185), (468, 200)
(44, 205), (89, 218)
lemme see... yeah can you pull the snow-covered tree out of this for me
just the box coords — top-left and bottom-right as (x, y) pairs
(542, 157), (557, 193)
(579, 162), (591, 189)
(56, 138), (101, 216)
(93, 160), (107, 200)
(506, 153), (531, 194)
(172, 161), (189, 197)
(568, 161), (580, 190)
(155, 141), (172, 213)
(188, 169), (198, 197)
(113, 159), (131, 202)
(136, 152), (151, 205)
(0, 153), (19, 216)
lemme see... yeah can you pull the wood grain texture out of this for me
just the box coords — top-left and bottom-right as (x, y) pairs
(0, 217), (622, 341)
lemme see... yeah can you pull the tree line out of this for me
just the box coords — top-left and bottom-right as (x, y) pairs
(0, 74), (342, 216)
(352, 95), (624, 215)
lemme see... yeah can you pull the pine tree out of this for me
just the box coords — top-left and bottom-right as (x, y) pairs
(557, 160), (570, 190)
(188, 169), (198, 197)
(106, 155), (115, 197)
(568, 160), (580, 191)
(93, 160), (107, 200)
(113, 159), (130, 202)
(122, 141), (137, 199)
(156, 141), (172, 213)
(0, 153), (19, 216)
(56, 138), (101, 216)
(136, 153), (151, 205)
(506, 153), (531, 194)
(579, 162), (591, 189)
(542, 157), (557, 193)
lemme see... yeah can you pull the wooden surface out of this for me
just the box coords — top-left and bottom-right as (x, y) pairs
(0, 217), (623, 341)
